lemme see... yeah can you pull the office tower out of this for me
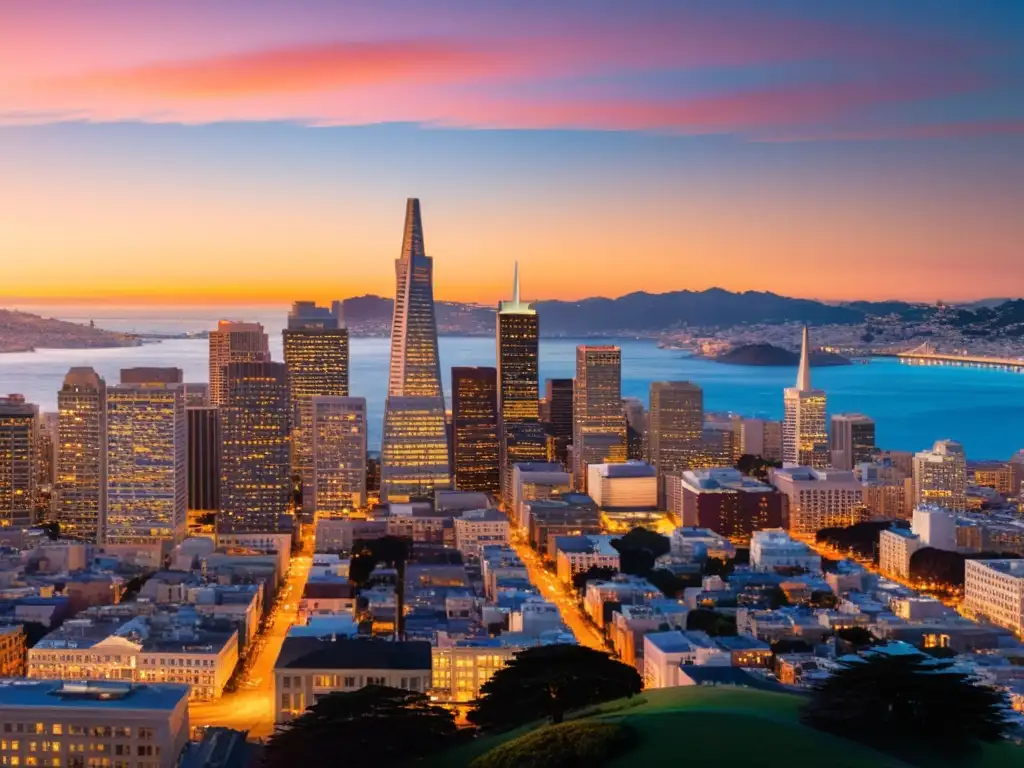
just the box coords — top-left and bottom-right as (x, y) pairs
(771, 466), (866, 535)
(782, 327), (828, 468)
(312, 396), (367, 513)
(56, 367), (107, 542)
(573, 346), (627, 489)
(913, 439), (967, 513)
(183, 383), (210, 407)
(208, 321), (270, 407)
(830, 413), (876, 471)
(187, 406), (220, 512)
(496, 263), (546, 502)
(622, 398), (647, 461)
(694, 424), (738, 468)
(451, 367), (500, 494)
(0, 394), (38, 529)
(36, 412), (57, 518)
(739, 418), (784, 462)
(544, 378), (573, 468)
(648, 381), (703, 474)
(218, 362), (291, 532)
(380, 198), (451, 501)
(283, 300), (350, 513)
(105, 368), (187, 550)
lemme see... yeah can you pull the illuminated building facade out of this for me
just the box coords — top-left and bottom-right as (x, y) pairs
(450, 367), (500, 494)
(572, 346), (627, 489)
(56, 367), (107, 543)
(0, 394), (38, 529)
(105, 369), (187, 549)
(208, 321), (270, 407)
(648, 381), (703, 475)
(187, 406), (220, 511)
(283, 301), (350, 513)
(381, 198), (451, 501)
(830, 413), (876, 471)
(431, 645), (517, 702)
(913, 439), (967, 512)
(497, 264), (545, 502)
(312, 396), (367, 513)
(544, 378), (573, 467)
(218, 361), (292, 532)
(622, 398), (647, 461)
(771, 466), (866, 535)
(782, 327), (829, 468)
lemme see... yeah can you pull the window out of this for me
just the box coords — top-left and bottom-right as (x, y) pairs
(282, 677), (290, 689)
(280, 693), (290, 710)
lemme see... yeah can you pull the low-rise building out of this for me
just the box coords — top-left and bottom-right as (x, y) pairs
(453, 508), (510, 558)
(274, 637), (432, 723)
(526, 494), (601, 557)
(676, 468), (784, 538)
(965, 559), (1024, 636)
(0, 624), (26, 677)
(586, 462), (658, 510)
(749, 529), (821, 572)
(878, 527), (923, 581)
(298, 582), (358, 623)
(584, 576), (660, 628)
(430, 641), (518, 703)
(0, 679), (190, 768)
(553, 535), (620, 584)
(315, 517), (388, 552)
(642, 630), (731, 688)
(669, 527), (736, 562)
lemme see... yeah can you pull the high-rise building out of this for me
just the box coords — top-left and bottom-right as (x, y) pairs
(208, 321), (270, 407)
(312, 396), (367, 514)
(739, 418), (783, 462)
(771, 466), (866, 535)
(182, 382), (210, 407)
(622, 398), (647, 461)
(187, 406), (220, 512)
(105, 368), (187, 550)
(913, 439), (967, 513)
(544, 378), (573, 467)
(450, 367), (500, 494)
(36, 411), (57, 518)
(782, 327), (828, 468)
(0, 394), (38, 529)
(283, 301), (350, 513)
(381, 198), (451, 501)
(218, 361), (291, 532)
(496, 264), (545, 502)
(56, 368), (107, 542)
(830, 413), (876, 471)
(648, 381), (703, 474)
(573, 346), (627, 489)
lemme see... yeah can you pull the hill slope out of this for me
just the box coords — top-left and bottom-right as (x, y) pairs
(0, 310), (136, 353)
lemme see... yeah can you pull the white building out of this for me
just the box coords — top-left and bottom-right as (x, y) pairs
(312, 396), (368, 512)
(452, 508), (510, 558)
(878, 527), (923, 581)
(431, 644), (518, 703)
(913, 439), (967, 513)
(554, 535), (621, 584)
(964, 559), (1024, 636)
(669, 527), (736, 561)
(771, 466), (865, 535)
(782, 327), (828, 469)
(586, 461), (658, 509)
(750, 529), (821, 572)
(508, 598), (563, 637)
(911, 504), (957, 550)
(0, 679), (190, 768)
(642, 630), (731, 688)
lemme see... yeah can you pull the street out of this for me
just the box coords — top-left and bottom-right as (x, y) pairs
(508, 534), (608, 652)
(188, 552), (313, 739)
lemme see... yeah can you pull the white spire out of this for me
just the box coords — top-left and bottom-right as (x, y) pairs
(512, 260), (520, 305)
(797, 325), (812, 392)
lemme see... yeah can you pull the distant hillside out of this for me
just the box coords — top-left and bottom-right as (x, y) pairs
(713, 343), (851, 367)
(0, 310), (136, 353)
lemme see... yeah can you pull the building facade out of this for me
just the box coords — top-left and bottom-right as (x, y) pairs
(208, 321), (270, 407)
(878, 528), (923, 581)
(0, 394), (38, 529)
(56, 367), (107, 543)
(282, 301), (349, 514)
(311, 396), (367, 513)
(739, 418), (783, 462)
(771, 466), (866, 535)
(544, 378), (573, 468)
(218, 361), (291, 533)
(381, 199), (452, 501)
(573, 346), (626, 489)
(186, 406), (220, 512)
(782, 327), (829, 468)
(913, 439), (967, 513)
(678, 468), (785, 538)
(830, 413), (876, 471)
(586, 461), (658, 510)
(964, 559), (1024, 636)
(648, 381), (703, 476)
(450, 367), (500, 494)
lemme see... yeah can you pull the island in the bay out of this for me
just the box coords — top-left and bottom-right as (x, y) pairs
(0, 309), (138, 353)
(711, 343), (852, 367)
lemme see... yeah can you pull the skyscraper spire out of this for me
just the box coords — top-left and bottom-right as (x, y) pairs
(513, 260), (520, 305)
(796, 325), (812, 392)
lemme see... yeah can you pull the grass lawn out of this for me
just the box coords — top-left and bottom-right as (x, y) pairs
(428, 686), (1024, 767)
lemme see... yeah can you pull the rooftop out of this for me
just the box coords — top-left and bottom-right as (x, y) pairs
(553, 535), (618, 556)
(275, 637), (432, 671)
(590, 461), (656, 479)
(680, 468), (776, 494)
(0, 680), (188, 710)
(974, 559), (1024, 577)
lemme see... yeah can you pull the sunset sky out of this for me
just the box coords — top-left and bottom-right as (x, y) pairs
(2, 1), (1022, 305)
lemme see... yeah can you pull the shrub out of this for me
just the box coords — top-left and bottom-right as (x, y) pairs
(470, 721), (636, 768)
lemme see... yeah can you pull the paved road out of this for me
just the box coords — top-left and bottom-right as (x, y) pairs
(189, 554), (313, 739)
(508, 535), (607, 651)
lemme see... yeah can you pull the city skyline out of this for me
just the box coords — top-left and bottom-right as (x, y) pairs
(2, 2), (1023, 305)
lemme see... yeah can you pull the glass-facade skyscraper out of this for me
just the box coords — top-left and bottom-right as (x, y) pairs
(648, 381), (704, 474)
(56, 367), (107, 543)
(380, 198), (451, 501)
(573, 346), (627, 490)
(0, 394), (38, 529)
(451, 367), (500, 494)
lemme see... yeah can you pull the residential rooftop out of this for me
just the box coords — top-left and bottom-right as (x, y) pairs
(275, 637), (432, 671)
(0, 679), (189, 710)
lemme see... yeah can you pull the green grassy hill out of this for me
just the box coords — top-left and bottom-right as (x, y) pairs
(429, 686), (1020, 768)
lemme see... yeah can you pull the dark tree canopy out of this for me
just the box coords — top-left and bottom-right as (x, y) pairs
(262, 686), (459, 768)
(469, 644), (642, 730)
(572, 565), (618, 593)
(834, 626), (877, 649)
(611, 527), (670, 577)
(645, 567), (699, 598)
(910, 548), (1022, 590)
(816, 521), (903, 561)
(685, 609), (737, 637)
(348, 535), (412, 587)
(802, 648), (1008, 757)
(735, 454), (781, 480)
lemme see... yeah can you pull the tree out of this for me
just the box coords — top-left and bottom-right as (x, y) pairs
(610, 527), (670, 577)
(816, 520), (904, 561)
(645, 568), (699, 598)
(469, 645), (642, 730)
(572, 565), (617, 593)
(347, 536), (412, 637)
(767, 586), (789, 609)
(802, 647), (1008, 757)
(810, 590), (838, 609)
(735, 454), (781, 481)
(262, 686), (459, 768)
(834, 626), (876, 648)
(685, 609), (737, 637)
